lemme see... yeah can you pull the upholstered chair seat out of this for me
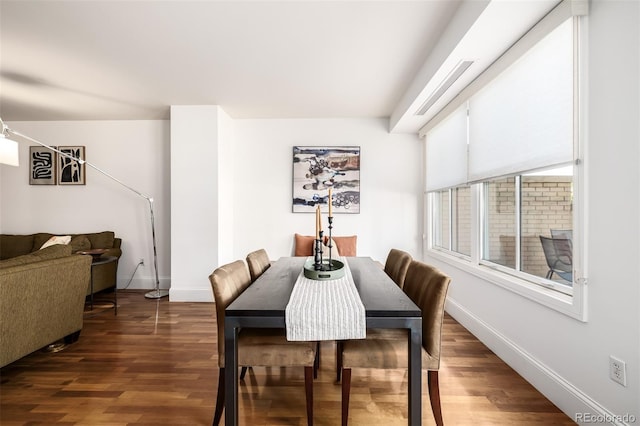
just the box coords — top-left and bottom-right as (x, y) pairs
(235, 328), (317, 367)
(341, 329), (439, 371)
(209, 260), (317, 426)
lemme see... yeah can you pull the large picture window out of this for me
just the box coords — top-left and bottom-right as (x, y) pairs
(424, 9), (584, 318)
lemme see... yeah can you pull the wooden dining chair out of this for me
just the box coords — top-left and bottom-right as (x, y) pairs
(384, 248), (412, 288)
(338, 260), (451, 426)
(246, 248), (271, 282)
(209, 260), (318, 426)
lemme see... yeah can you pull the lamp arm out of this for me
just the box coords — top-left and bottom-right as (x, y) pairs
(3, 125), (166, 299)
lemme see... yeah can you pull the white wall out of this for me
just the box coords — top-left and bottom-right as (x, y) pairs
(0, 117), (423, 302)
(425, 2), (640, 424)
(0, 120), (170, 290)
(169, 105), (237, 302)
(231, 118), (423, 264)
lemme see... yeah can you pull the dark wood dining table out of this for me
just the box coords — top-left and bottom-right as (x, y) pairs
(224, 256), (423, 425)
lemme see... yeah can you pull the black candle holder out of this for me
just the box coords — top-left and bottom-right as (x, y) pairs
(314, 231), (324, 271)
(306, 211), (344, 280)
(327, 216), (334, 265)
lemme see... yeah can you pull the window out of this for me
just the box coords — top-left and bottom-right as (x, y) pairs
(431, 186), (471, 257)
(479, 167), (573, 293)
(424, 7), (585, 319)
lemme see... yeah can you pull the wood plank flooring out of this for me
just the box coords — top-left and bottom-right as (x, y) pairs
(0, 290), (575, 425)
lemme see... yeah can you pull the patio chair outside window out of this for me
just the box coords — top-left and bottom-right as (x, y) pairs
(539, 236), (573, 283)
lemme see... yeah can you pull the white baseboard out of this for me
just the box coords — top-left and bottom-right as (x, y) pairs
(446, 297), (627, 426)
(116, 277), (213, 302)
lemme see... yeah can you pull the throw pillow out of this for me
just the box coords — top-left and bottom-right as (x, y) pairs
(87, 231), (115, 249)
(40, 235), (71, 250)
(294, 233), (315, 257)
(70, 235), (91, 252)
(332, 235), (357, 257)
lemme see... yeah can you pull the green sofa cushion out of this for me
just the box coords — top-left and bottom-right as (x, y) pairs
(32, 233), (54, 251)
(0, 234), (35, 260)
(86, 231), (115, 249)
(0, 244), (73, 268)
(70, 235), (91, 252)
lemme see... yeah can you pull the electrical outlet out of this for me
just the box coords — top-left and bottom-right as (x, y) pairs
(139, 258), (144, 266)
(609, 356), (627, 386)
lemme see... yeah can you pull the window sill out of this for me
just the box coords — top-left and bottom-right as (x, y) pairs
(426, 248), (586, 321)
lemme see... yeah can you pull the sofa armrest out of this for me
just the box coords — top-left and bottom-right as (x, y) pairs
(0, 254), (91, 367)
(103, 247), (122, 259)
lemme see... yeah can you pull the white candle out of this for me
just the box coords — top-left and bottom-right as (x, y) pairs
(328, 188), (333, 216)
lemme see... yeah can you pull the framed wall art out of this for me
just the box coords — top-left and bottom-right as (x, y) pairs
(57, 146), (86, 185)
(29, 146), (57, 185)
(292, 146), (360, 213)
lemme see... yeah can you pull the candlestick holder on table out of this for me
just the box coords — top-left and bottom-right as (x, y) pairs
(305, 214), (345, 280)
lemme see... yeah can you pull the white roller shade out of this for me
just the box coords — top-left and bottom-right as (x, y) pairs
(468, 19), (574, 182)
(426, 103), (468, 191)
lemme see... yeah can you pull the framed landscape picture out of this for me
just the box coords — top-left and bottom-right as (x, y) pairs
(292, 146), (360, 213)
(57, 146), (86, 185)
(29, 146), (57, 185)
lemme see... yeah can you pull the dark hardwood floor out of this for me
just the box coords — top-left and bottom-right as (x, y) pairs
(0, 290), (575, 425)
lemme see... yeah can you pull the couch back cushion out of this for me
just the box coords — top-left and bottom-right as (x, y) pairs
(70, 235), (92, 252)
(86, 231), (115, 249)
(0, 235), (35, 260)
(32, 233), (54, 251)
(0, 244), (73, 268)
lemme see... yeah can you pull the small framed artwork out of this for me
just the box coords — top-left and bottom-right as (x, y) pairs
(57, 146), (86, 185)
(292, 146), (360, 213)
(29, 146), (57, 185)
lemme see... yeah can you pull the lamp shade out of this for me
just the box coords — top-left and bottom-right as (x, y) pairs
(0, 135), (19, 166)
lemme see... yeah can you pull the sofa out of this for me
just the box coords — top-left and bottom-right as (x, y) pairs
(0, 231), (122, 296)
(0, 244), (92, 367)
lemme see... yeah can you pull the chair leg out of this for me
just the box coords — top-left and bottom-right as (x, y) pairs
(313, 342), (320, 379)
(336, 340), (343, 382)
(341, 368), (352, 426)
(240, 366), (248, 380)
(304, 366), (314, 426)
(213, 368), (225, 426)
(428, 370), (444, 426)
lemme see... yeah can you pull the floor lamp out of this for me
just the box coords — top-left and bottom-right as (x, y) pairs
(0, 117), (168, 299)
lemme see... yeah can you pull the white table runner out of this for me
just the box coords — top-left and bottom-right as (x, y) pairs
(285, 257), (366, 341)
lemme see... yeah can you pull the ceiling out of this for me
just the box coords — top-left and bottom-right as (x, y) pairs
(0, 0), (560, 133)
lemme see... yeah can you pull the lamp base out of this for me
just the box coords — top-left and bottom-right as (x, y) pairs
(145, 289), (169, 299)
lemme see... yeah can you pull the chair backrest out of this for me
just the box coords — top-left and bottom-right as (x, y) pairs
(384, 249), (412, 288)
(550, 229), (573, 241)
(246, 249), (271, 282)
(539, 236), (572, 273)
(208, 260), (252, 367)
(293, 233), (357, 257)
(402, 261), (451, 369)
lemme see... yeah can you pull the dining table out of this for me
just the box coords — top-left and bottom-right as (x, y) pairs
(224, 256), (423, 425)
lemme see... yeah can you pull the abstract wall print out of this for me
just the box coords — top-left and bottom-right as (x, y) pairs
(292, 146), (360, 213)
(57, 146), (86, 185)
(29, 146), (57, 185)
